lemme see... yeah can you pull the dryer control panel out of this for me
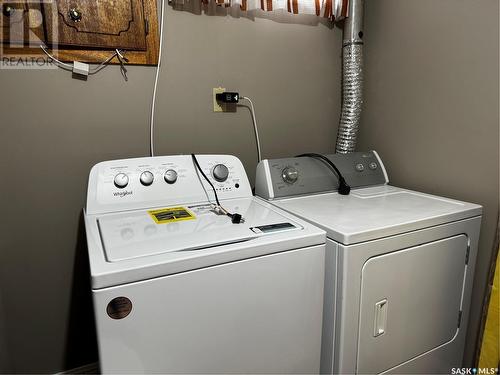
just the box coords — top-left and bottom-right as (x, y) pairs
(255, 151), (388, 200)
(86, 155), (253, 215)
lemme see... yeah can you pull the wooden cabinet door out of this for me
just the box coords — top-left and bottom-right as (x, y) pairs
(43, 0), (147, 50)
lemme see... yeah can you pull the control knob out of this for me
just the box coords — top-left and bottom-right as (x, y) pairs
(164, 169), (178, 184)
(212, 164), (229, 182)
(282, 167), (299, 184)
(114, 173), (129, 189)
(140, 171), (154, 186)
(355, 163), (365, 172)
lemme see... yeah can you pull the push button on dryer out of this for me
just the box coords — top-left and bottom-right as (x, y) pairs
(355, 163), (365, 172)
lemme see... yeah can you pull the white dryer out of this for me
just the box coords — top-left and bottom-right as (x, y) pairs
(255, 151), (482, 374)
(84, 154), (326, 374)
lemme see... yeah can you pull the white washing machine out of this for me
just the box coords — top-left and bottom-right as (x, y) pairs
(255, 151), (482, 374)
(84, 154), (326, 374)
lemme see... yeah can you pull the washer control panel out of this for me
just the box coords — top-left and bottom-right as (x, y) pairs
(86, 155), (252, 215)
(255, 151), (388, 200)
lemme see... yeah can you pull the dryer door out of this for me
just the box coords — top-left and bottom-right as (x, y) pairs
(356, 235), (468, 374)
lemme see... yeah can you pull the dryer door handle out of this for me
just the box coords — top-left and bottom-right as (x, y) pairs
(373, 299), (388, 337)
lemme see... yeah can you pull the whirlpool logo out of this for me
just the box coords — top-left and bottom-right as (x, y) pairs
(113, 191), (133, 198)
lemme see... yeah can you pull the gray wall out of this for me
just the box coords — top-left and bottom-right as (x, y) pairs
(357, 0), (499, 366)
(0, 6), (342, 373)
(0, 1), (498, 373)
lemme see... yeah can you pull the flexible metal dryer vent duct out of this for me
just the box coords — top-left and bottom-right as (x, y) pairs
(335, 0), (364, 154)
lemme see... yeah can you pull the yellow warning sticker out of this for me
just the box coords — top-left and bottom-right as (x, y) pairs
(148, 207), (196, 224)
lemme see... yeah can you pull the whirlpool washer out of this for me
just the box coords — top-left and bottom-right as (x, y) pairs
(255, 151), (482, 374)
(85, 154), (326, 374)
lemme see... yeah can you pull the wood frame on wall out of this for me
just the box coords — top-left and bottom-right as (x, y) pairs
(1, 0), (159, 66)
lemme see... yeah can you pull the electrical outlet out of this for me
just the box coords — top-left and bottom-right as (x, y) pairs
(213, 87), (225, 112)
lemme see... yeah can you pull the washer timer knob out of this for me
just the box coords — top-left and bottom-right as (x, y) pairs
(212, 164), (229, 182)
(114, 173), (129, 189)
(140, 171), (154, 186)
(164, 169), (178, 184)
(282, 167), (299, 184)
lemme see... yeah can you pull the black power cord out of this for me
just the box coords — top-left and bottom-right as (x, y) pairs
(191, 154), (244, 224)
(296, 153), (351, 195)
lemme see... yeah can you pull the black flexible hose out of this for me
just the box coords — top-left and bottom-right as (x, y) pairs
(296, 153), (351, 195)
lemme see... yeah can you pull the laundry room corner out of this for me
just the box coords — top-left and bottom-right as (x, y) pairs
(0, 1), (343, 373)
(0, 0), (498, 373)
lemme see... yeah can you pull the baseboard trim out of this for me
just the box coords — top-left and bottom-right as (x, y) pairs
(55, 362), (99, 374)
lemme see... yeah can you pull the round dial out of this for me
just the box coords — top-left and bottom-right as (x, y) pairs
(164, 169), (178, 184)
(212, 164), (229, 182)
(140, 171), (154, 186)
(114, 173), (129, 189)
(282, 167), (299, 184)
(355, 163), (365, 172)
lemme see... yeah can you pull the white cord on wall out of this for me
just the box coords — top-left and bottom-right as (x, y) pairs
(241, 96), (262, 163)
(40, 45), (128, 78)
(40, 45), (73, 70)
(89, 49), (128, 75)
(150, 0), (166, 157)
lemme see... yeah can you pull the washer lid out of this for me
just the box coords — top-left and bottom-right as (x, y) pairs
(272, 185), (482, 244)
(98, 198), (302, 262)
